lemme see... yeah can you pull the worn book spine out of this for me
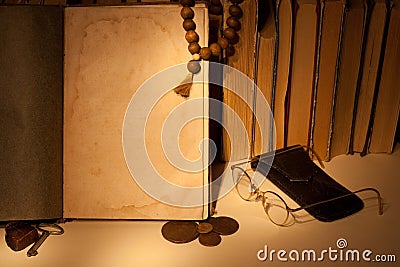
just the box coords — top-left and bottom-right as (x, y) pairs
(309, 0), (324, 155)
(251, 0), (261, 158)
(285, 0), (319, 147)
(348, 0), (373, 154)
(326, 0), (347, 160)
(270, 0), (280, 151)
(329, 0), (367, 159)
(273, 0), (293, 149)
(350, 0), (389, 154)
(369, 0), (400, 153)
(221, 0), (257, 161)
(283, 0), (298, 147)
(310, 0), (347, 161)
(361, 0), (391, 155)
(253, 0), (277, 156)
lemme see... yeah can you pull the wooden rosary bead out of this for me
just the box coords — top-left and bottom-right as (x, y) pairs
(188, 42), (201, 54)
(229, 5), (243, 18)
(183, 19), (196, 31)
(208, 4), (223, 15)
(187, 60), (201, 74)
(226, 16), (241, 31)
(178, 0), (243, 72)
(181, 7), (195, 19)
(200, 47), (212, 60)
(226, 45), (235, 57)
(229, 0), (244, 4)
(210, 0), (221, 5)
(185, 30), (199, 43)
(223, 27), (237, 40)
(192, 53), (201, 60)
(228, 33), (239, 45)
(179, 0), (195, 7)
(217, 37), (229, 49)
(209, 43), (222, 57)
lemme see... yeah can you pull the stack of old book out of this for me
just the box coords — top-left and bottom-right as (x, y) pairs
(222, 0), (400, 161)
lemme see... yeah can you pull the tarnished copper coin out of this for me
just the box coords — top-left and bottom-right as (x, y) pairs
(161, 221), (199, 244)
(198, 232), (222, 247)
(207, 216), (239, 235)
(196, 222), (213, 234)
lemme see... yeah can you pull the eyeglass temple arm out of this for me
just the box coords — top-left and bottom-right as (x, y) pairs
(231, 150), (383, 216)
(288, 187), (383, 215)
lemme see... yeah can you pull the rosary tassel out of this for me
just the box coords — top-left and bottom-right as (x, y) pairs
(173, 73), (193, 98)
(173, 60), (201, 98)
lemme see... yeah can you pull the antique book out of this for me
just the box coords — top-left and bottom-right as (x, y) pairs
(329, 0), (369, 159)
(221, 0), (257, 161)
(273, 0), (293, 149)
(310, 0), (346, 161)
(221, 0), (293, 160)
(351, 0), (389, 153)
(286, 0), (319, 147)
(221, 0), (278, 160)
(0, 4), (210, 221)
(369, 0), (400, 153)
(253, 0), (277, 156)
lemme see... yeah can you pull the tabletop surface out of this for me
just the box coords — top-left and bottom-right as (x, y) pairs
(1, 146), (399, 267)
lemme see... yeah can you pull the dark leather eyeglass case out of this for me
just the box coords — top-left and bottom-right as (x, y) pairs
(251, 145), (364, 222)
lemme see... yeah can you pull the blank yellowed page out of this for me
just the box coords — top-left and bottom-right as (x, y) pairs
(64, 5), (209, 220)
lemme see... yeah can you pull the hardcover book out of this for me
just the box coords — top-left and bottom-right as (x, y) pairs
(369, 0), (400, 153)
(329, 0), (369, 159)
(351, 0), (389, 153)
(286, 0), (319, 147)
(311, 0), (346, 161)
(0, 4), (210, 221)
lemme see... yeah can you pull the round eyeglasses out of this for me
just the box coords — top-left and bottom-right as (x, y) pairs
(231, 164), (383, 227)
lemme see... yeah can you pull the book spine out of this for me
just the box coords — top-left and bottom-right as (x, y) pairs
(253, 0), (278, 154)
(250, 0), (261, 158)
(270, 0), (280, 151)
(369, 0), (399, 153)
(348, 0), (373, 154)
(362, 0), (392, 155)
(309, 0), (325, 155)
(283, 0), (299, 147)
(221, 0), (257, 161)
(326, 0), (347, 161)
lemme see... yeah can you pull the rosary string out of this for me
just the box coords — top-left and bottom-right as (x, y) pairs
(174, 0), (244, 98)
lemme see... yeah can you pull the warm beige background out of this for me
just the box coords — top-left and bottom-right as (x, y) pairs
(1, 146), (399, 267)
(63, 5), (209, 219)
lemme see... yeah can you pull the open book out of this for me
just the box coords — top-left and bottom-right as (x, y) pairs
(0, 4), (209, 221)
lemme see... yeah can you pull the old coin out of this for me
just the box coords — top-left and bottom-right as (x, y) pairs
(161, 221), (199, 244)
(207, 216), (239, 235)
(198, 232), (222, 247)
(196, 222), (213, 234)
